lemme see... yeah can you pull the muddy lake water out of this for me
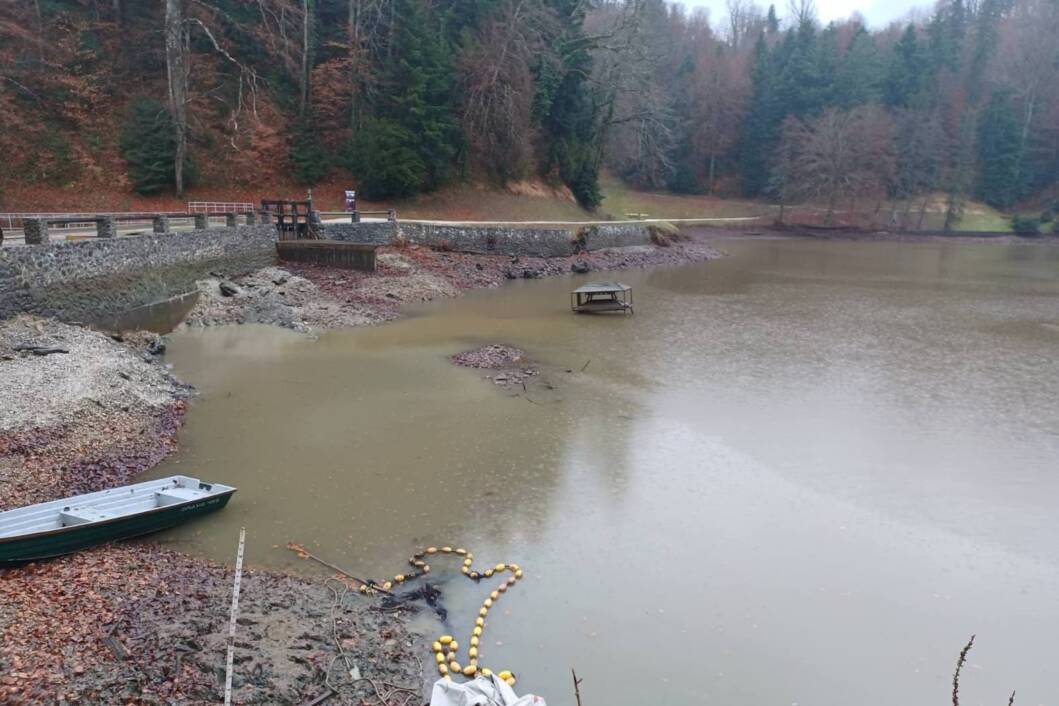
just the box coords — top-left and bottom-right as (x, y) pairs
(146, 237), (1059, 705)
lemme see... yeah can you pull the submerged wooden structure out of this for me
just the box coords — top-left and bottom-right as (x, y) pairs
(571, 282), (633, 314)
(276, 240), (377, 270)
(266, 198), (378, 271)
(0, 476), (236, 565)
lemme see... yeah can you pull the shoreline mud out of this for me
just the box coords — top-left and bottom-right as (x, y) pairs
(0, 233), (722, 704)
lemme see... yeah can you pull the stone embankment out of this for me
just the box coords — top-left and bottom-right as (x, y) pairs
(185, 234), (721, 334)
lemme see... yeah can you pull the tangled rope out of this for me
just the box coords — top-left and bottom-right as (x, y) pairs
(360, 545), (524, 688)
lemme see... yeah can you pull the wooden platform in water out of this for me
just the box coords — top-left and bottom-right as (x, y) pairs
(276, 240), (377, 271)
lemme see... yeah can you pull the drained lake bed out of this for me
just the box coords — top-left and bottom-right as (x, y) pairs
(148, 238), (1059, 705)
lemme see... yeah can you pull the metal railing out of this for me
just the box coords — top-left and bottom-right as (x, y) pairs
(187, 201), (254, 214)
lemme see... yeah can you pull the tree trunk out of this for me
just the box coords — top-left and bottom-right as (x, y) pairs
(349, 0), (359, 129)
(165, 0), (188, 197)
(300, 0), (311, 117)
(707, 153), (716, 195)
(916, 196), (929, 231)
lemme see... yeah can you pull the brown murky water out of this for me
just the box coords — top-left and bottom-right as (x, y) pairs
(148, 238), (1059, 705)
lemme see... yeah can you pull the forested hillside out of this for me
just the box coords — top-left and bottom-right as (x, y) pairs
(0, 0), (1055, 225)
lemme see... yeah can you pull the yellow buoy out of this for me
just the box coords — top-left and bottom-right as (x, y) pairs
(490, 590), (500, 600)
(432, 641), (443, 653)
(358, 585), (367, 594)
(470, 636), (479, 647)
(498, 584), (507, 593)
(479, 607), (489, 617)
(483, 598), (493, 608)
(505, 676), (516, 687)
(506, 577), (517, 586)
(423, 565), (431, 573)
(462, 664), (477, 677)
(515, 569), (523, 579)
(468, 646), (479, 659)
(394, 574), (405, 582)
(456, 548), (467, 555)
(439, 635), (453, 644)
(449, 661), (461, 673)
(495, 563), (506, 572)
(449, 641), (459, 652)
(442, 546), (453, 553)
(472, 626), (482, 637)
(460, 566), (469, 574)
(383, 581), (393, 590)
(484, 569), (494, 578)
(475, 617), (485, 627)
(498, 670), (513, 680)
(480, 668), (493, 677)
(435, 653), (445, 664)
(438, 663), (448, 675)
(427, 547), (438, 554)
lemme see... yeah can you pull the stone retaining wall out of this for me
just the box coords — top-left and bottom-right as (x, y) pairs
(323, 221), (653, 257)
(0, 225), (277, 322)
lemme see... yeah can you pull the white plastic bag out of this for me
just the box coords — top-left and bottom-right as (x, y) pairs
(429, 674), (547, 706)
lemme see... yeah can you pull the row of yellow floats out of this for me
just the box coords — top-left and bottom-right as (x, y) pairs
(357, 545), (523, 687)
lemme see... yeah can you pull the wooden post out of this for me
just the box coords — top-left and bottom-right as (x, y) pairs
(224, 528), (246, 706)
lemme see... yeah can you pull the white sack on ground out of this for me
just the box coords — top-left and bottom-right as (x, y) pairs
(429, 675), (546, 706)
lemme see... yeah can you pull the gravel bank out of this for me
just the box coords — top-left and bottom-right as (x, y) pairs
(183, 235), (722, 334)
(0, 316), (188, 510)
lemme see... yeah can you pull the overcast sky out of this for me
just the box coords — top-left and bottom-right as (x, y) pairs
(679, 0), (933, 30)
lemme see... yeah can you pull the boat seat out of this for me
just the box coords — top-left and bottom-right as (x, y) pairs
(155, 488), (205, 507)
(60, 508), (114, 526)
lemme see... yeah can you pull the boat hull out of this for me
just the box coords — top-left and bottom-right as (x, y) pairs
(0, 490), (234, 566)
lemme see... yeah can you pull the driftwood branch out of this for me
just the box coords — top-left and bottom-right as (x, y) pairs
(572, 668), (583, 706)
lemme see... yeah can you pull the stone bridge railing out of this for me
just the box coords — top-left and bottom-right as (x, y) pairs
(14, 211), (271, 245)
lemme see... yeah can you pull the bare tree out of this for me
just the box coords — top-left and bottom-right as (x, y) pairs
(726, 0), (764, 49)
(165, 0), (189, 196)
(787, 0), (817, 27)
(460, 0), (558, 181)
(996, 0), (1059, 156)
(778, 105), (895, 224)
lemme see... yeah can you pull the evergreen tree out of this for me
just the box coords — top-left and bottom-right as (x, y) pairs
(537, 0), (601, 208)
(119, 97), (194, 195)
(738, 34), (780, 195)
(347, 118), (426, 200)
(289, 115), (329, 186)
(976, 89), (1023, 209)
(347, 0), (461, 198)
(884, 26), (929, 108)
(834, 28), (882, 108)
(766, 5), (780, 34)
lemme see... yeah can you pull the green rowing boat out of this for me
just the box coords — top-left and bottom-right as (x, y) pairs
(0, 476), (236, 566)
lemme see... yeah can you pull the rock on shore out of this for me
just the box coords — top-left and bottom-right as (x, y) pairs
(180, 235), (722, 335)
